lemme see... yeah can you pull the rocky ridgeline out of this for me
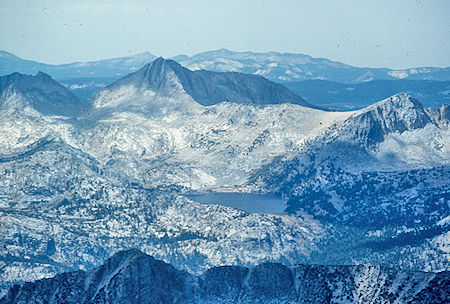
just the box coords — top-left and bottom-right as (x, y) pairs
(2, 249), (449, 304)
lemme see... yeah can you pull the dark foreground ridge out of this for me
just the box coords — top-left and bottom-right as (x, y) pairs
(2, 249), (448, 303)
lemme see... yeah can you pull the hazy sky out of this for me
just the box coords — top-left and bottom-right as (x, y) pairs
(1, 0), (449, 69)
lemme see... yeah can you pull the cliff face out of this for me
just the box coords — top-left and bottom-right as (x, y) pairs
(325, 93), (432, 147)
(2, 249), (449, 304)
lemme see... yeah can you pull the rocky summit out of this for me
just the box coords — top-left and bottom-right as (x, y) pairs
(91, 57), (311, 109)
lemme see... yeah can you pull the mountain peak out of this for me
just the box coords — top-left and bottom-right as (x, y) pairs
(362, 93), (430, 128)
(130, 51), (156, 59)
(35, 71), (53, 80)
(0, 72), (85, 116)
(337, 93), (432, 146)
(153, 56), (166, 63)
(133, 57), (185, 91)
(142, 57), (181, 72)
(92, 59), (312, 108)
(368, 92), (421, 109)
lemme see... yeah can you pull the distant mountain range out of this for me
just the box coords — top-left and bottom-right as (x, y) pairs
(1, 49), (449, 109)
(2, 249), (448, 303)
(0, 50), (156, 79)
(4, 49), (450, 82)
(175, 48), (450, 83)
(0, 59), (448, 298)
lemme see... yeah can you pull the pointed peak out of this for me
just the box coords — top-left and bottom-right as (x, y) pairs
(140, 57), (184, 75)
(131, 51), (155, 58)
(364, 93), (423, 113)
(152, 57), (180, 66)
(35, 71), (53, 80)
(388, 92), (416, 102)
(389, 92), (410, 99)
(355, 93), (429, 125)
(342, 93), (432, 146)
(90, 57), (190, 108)
(148, 56), (167, 67)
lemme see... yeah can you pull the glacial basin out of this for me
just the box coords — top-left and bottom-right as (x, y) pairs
(186, 192), (286, 214)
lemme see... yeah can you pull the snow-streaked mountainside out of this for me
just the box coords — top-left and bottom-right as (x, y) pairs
(323, 94), (432, 147)
(0, 63), (449, 297)
(0, 72), (86, 117)
(255, 95), (449, 218)
(91, 57), (311, 109)
(2, 249), (449, 304)
(252, 94), (449, 272)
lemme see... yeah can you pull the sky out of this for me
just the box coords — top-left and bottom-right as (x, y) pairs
(0, 0), (449, 69)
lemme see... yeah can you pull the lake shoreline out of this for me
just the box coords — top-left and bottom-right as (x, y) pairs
(185, 192), (287, 215)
